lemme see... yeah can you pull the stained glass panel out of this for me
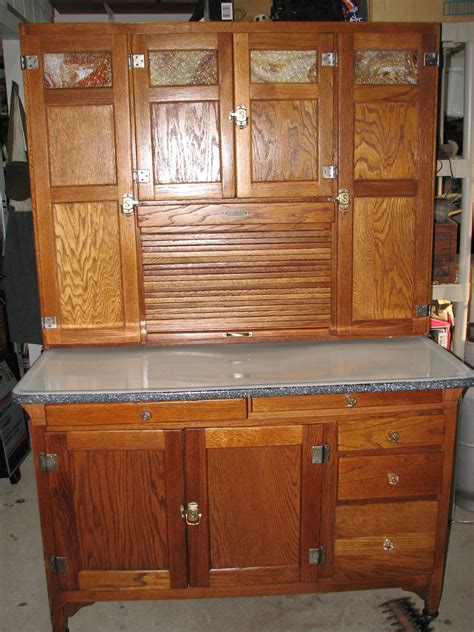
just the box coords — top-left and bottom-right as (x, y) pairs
(355, 50), (418, 85)
(250, 51), (317, 84)
(149, 50), (218, 86)
(44, 52), (112, 89)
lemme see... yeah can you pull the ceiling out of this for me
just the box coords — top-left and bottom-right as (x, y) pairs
(50, 0), (199, 14)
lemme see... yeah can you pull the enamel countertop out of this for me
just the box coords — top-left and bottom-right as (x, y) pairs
(12, 337), (474, 404)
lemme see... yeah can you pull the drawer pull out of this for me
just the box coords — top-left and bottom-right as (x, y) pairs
(388, 472), (400, 486)
(141, 409), (152, 422)
(387, 431), (401, 443)
(383, 538), (395, 551)
(345, 395), (357, 408)
(223, 331), (253, 338)
(181, 501), (201, 526)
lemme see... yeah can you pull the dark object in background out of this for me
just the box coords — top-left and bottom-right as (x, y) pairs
(271, 0), (344, 20)
(204, 0), (233, 20)
(4, 160), (30, 201)
(190, 0), (204, 20)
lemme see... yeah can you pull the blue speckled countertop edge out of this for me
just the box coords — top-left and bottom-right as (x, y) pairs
(12, 376), (474, 405)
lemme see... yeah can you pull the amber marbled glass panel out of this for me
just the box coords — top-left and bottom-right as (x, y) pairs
(149, 50), (218, 86)
(355, 50), (418, 85)
(251, 51), (317, 84)
(44, 52), (112, 89)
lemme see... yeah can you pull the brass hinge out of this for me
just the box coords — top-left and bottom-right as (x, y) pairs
(424, 53), (439, 67)
(133, 169), (150, 183)
(20, 55), (38, 70)
(311, 444), (330, 464)
(309, 546), (326, 565)
(41, 316), (57, 330)
(39, 453), (58, 473)
(49, 555), (67, 573)
(322, 52), (338, 66)
(128, 54), (145, 69)
(416, 304), (431, 318)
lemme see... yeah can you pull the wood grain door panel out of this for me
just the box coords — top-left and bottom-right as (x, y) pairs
(21, 32), (140, 345)
(45, 430), (187, 590)
(185, 424), (336, 588)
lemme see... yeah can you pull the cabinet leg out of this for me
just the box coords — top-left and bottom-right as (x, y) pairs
(50, 601), (68, 632)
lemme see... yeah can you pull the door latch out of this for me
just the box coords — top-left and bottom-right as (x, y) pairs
(180, 501), (201, 526)
(122, 193), (138, 215)
(229, 105), (249, 129)
(334, 188), (350, 214)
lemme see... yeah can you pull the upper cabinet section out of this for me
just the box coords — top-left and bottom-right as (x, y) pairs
(131, 30), (335, 200)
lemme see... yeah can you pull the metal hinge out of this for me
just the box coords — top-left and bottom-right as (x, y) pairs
(41, 316), (57, 330)
(133, 169), (150, 183)
(128, 54), (145, 69)
(311, 444), (330, 464)
(39, 453), (58, 473)
(322, 52), (338, 66)
(20, 55), (38, 70)
(49, 555), (67, 573)
(416, 304), (431, 317)
(309, 546), (326, 565)
(322, 165), (338, 179)
(424, 53), (439, 67)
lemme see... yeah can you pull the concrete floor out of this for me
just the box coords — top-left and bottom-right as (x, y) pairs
(1, 454), (473, 632)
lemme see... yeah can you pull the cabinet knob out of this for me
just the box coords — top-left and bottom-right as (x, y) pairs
(180, 501), (201, 526)
(345, 395), (357, 408)
(383, 538), (395, 551)
(388, 472), (400, 486)
(387, 431), (400, 443)
(141, 408), (152, 422)
(229, 104), (249, 129)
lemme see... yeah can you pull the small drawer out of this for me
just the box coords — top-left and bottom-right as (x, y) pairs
(338, 411), (445, 451)
(46, 399), (248, 426)
(338, 453), (443, 501)
(334, 501), (438, 579)
(252, 390), (442, 414)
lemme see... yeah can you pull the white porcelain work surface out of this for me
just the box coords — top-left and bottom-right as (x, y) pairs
(12, 337), (474, 404)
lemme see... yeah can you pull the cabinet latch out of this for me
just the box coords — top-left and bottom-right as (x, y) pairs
(309, 546), (326, 565)
(49, 555), (67, 573)
(39, 453), (58, 472)
(311, 444), (330, 464)
(122, 193), (139, 215)
(180, 501), (201, 526)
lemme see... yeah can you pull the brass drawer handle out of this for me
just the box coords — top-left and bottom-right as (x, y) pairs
(383, 538), (395, 551)
(223, 331), (253, 337)
(141, 408), (152, 422)
(387, 431), (400, 443)
(180, 501), (201, 526)
(345, 395), (357, 408)
(388, 472), (399, 486)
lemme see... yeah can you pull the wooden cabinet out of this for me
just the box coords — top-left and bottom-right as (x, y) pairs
(20, 22), (439, 346)
(24, 386), (461, 631)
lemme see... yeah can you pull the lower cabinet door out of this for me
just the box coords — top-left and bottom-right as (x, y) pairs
(45, 430), (187, 591)
(184, 424), (336, 588)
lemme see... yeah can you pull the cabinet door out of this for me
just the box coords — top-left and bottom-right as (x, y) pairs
(44, 430), (187, 591)
(233, 33), (335, 199)
(184, 424), (336, 588)
(336, 30), (439, 336)
(21, 31), (140, 345)
(132, 33), (235, 201)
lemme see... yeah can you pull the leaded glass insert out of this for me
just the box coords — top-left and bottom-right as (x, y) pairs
(355, 50), (418, 85)
(44, 52), (112, 89)
(250, 51), (317, 84)
(149, 50), (218, 86)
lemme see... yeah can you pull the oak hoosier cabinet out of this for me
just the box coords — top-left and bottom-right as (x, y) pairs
(14, 20), (474, 632)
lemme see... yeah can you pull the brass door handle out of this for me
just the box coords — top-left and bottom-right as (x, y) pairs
(229, 105), (249, 129)
(181, 501), (201, 526)
(345, 395), (357, 408)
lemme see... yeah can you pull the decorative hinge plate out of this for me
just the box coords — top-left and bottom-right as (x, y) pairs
(41, 316), (57, 329)
(424, 53), (439, 67)
(322, 52), (338, 66)
(39, 453), (58, 473)
(49, 555), (67, 573)
(311, 444), (330, 464)
(20, 55), (38, 70)
(129, 54), (145, 69)
(322, 165), (337, 179)
(133, 169), (150, 183)
(416, 304), (431, 317)
(309, 546), (326, 565)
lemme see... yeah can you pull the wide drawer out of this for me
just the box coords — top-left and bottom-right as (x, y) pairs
(46, 399), (248, 426)
(338, 453), (443, 500)
(334, 501), (438, 579)
(338, 410), (445, 451)
(251, 390), (442, 413)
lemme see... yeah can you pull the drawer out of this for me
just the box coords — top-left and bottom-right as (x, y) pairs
(338, 453), (443, 500)
(338, 411), (445, 451)
(334, 501), (438, 579)
(46, 399), (248, 426)
(251, 390), (442, 414)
